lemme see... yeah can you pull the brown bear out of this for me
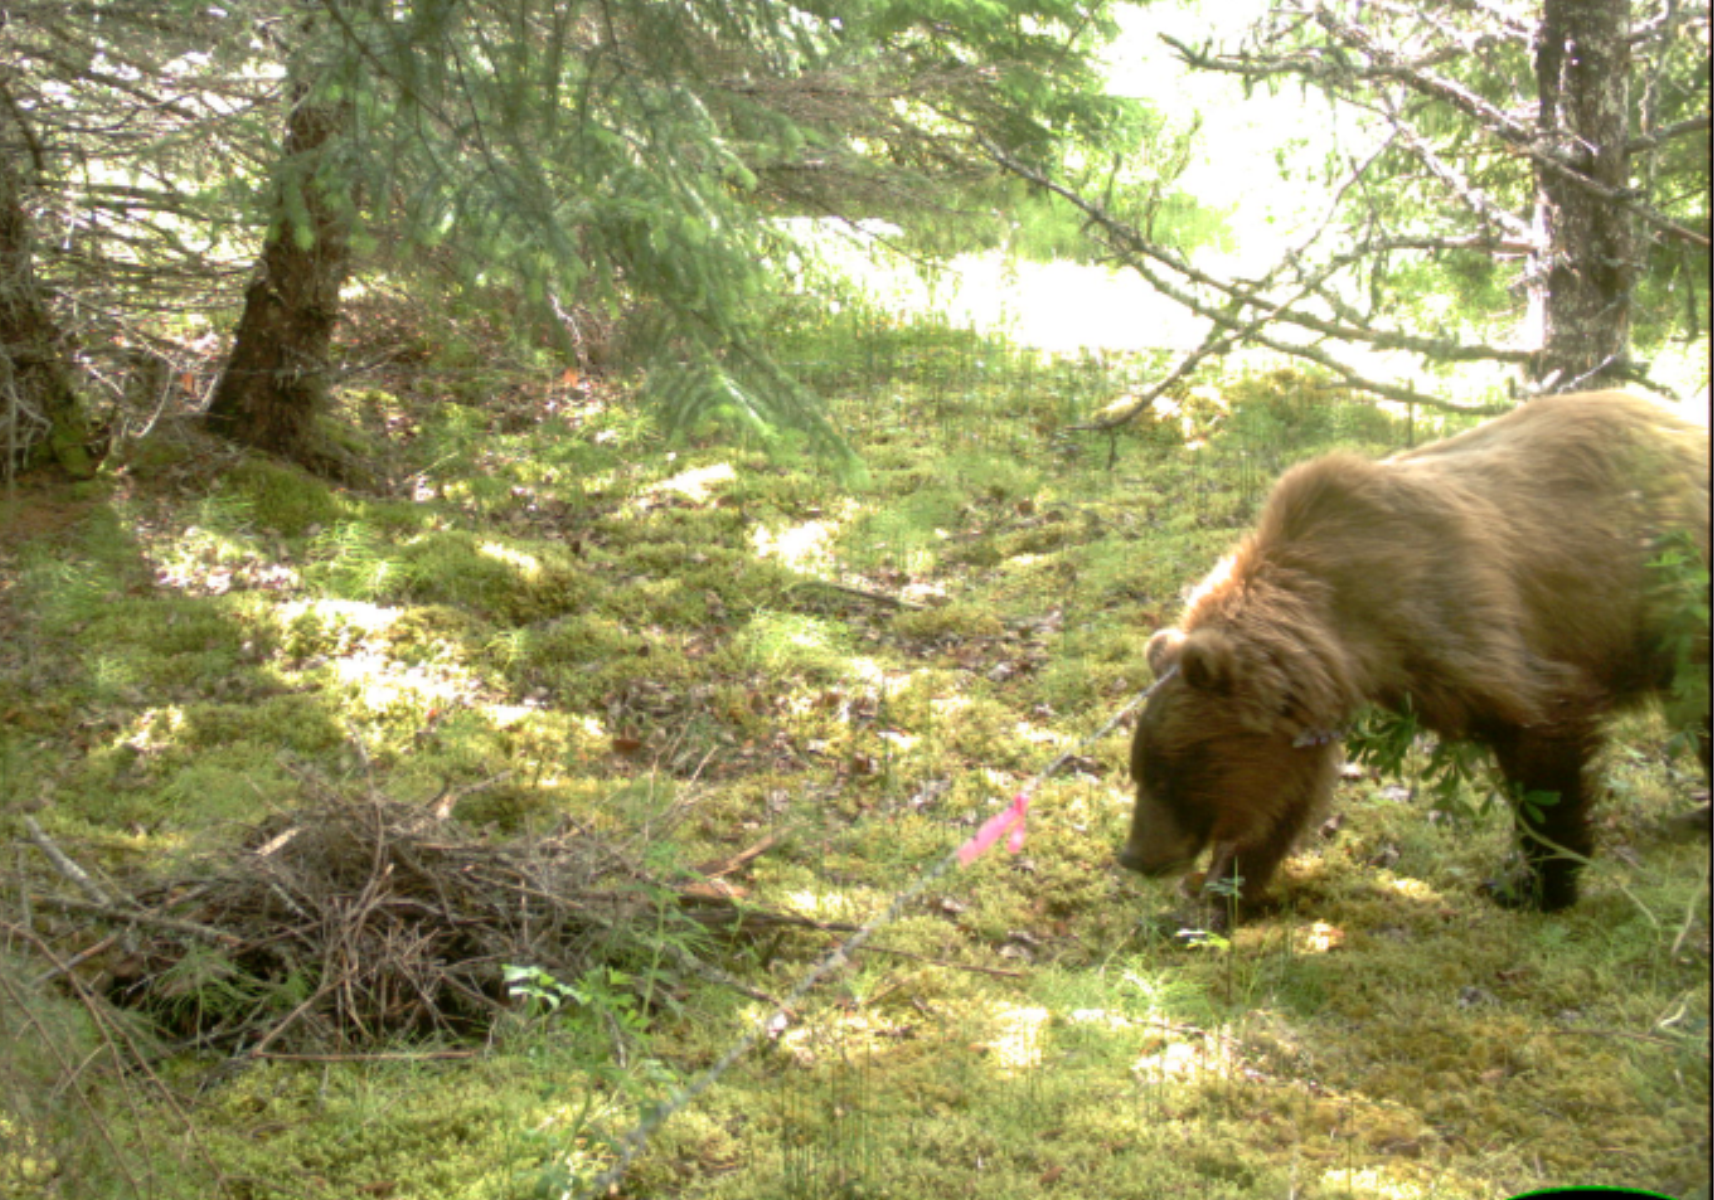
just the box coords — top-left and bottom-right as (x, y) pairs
(1119, 390), (1710, 925)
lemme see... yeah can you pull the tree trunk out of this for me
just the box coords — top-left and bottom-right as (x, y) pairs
(203, 80), (351, 462)
(0, 127), (94, 478)
(1531, 0), (1633, 392)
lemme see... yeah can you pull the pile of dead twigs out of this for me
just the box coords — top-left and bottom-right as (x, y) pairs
(12, 792), (809, 1056)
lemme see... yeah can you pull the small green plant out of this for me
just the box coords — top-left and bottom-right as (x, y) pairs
(307, 520), (398, 601)
(503, 964), (649, 1038)
(1176, 871), (1242, 952)
(503, 963), (683, 1198)
(503, 964), (583, 1019)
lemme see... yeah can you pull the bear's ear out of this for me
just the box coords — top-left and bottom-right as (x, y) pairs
(1145, 629), (1185, 676)
(1177, 630), (1237, 694)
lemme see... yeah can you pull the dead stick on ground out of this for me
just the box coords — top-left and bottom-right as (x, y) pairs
(23, 816), (112, 905)
(475, 870), (783, 1006)
(798, 579), (925, 610)
(252, 1049), (484, 1063)
(1543, 1028), (1689, 1049)
(694, 832), (780, 880)
(31, 894), (242, 947)
(1670, 854), (1709, 958)
(249, 984), (338, 1059)
(31, 930), (122, 988)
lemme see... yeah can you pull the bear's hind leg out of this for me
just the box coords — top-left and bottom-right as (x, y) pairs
(1487, 725), (1599, 911)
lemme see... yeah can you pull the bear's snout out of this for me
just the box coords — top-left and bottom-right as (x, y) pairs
(1116, 840), (1194, 877)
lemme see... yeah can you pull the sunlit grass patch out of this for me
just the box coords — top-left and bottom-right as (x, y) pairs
(379, 603), (494, 667)
(887, 601), (1004, 643)
(390, 529), (592, 623)
(735, 611), (854, 683)
(751, 508), (858, 574)
(185, 1053), (596, 1200)
(835, 485), (964, 576)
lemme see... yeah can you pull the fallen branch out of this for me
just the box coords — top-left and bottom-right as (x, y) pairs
(252, 1048), (483, 1063)
(796, 578), (925, 610)
(694, 833), (780, 880)
(29, 893), (240, 948)
(23, 816), (113, 905)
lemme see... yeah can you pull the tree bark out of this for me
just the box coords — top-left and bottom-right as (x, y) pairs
(0, 119), (94, 478)
(203, 79), (351, 463)
(1531, 0), (1633, 391)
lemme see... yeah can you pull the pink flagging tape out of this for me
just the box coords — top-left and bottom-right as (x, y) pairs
(957, 793), (1031, 865)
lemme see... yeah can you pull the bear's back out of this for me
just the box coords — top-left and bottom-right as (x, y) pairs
(1212, 391), (1709, 731)
(1390, 391), (1708, 525)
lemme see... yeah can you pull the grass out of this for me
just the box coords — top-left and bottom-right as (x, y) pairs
(0, 312), (1707, 1200)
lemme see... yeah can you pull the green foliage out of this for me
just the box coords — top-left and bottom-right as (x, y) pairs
(314, 0), (1150, 455)
(1147, 1), (1710, 396)
(1349, 703), (1572, 834)
(306, 521), (397, 600)
(1648, 528), (1712, 759)
(503, 964), (652, 1035)
(1347, 701), (1501, 824)
(148, 944), (288, 1034)
(12, 0), (1165, 465)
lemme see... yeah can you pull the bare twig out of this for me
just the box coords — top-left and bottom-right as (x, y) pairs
(27, 894), (239, 946)
(977, 139), (1513, 418)
(796, 578), (926, 610)
(1163, 22), (1710, 252)
(251, 1048), (484, 1063)
(23, 816), (112, 905)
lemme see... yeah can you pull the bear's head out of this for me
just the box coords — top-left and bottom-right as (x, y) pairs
(1117, 626), (1343, 902)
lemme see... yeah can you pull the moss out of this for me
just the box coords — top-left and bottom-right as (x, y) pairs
(530, 612), (636, 662)
(360, 497), (434, 536)
(224, 456), (347, 536)
(313, 410), (381, 458)
(734, 611), (853, 682)
(991, 518), (1078, 559)
(381, 604), (492, 665)
(114, 429), (199, 475)
(179, 694), (346, 757)
(891, 603), (1004, 641)
(450, 781), (560, 830)
(186, 1056), (582, 1199)
(394, 529), (592, 624)
(277, 599), (393, 659)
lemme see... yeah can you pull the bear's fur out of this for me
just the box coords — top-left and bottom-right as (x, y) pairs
(1119, 391), (1710, 923)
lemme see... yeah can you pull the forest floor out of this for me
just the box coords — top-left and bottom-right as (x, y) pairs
(2, 317), (1708, 1200)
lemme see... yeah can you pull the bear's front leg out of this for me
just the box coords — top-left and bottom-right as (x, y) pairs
(1486, 724), (1599, 911)
(1191, 836), (1294, 932)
